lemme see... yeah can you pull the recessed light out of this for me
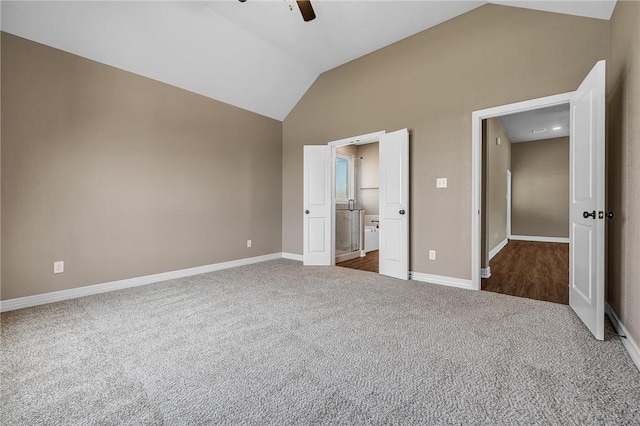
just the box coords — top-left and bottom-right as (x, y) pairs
(552, 126), (562, 130)
(532, 128), (547, 133)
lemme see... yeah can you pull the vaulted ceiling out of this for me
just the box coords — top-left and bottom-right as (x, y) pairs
(1, 1), (617, 121)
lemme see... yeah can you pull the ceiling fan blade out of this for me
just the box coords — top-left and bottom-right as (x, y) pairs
(296, 0), (316, 22)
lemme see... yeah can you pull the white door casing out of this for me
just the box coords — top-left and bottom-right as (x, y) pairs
(379, 129), (409, 280)
(472, 92), (576, 291)
(303, 145), (332, 265)
(506, 170), (512, 239)
(569, 60), (606, 340)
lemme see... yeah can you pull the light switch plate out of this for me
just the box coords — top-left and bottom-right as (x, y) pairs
(436, 178), (447, 188)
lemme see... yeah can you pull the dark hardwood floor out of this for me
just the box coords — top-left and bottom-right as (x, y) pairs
(337, 250), (379, 273)
(482, 240), (569, 304)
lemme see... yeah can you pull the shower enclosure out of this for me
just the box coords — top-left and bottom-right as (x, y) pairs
(335, 203), (364, 260)
(335, 154), (364, 262)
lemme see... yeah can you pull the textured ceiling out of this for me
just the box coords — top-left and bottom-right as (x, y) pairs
(1, 1), (617, 121)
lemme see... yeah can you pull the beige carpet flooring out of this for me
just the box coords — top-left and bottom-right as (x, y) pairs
(2, 259), (639, 424)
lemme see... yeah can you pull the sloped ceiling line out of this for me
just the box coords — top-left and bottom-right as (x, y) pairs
(1, 1), (616, 121)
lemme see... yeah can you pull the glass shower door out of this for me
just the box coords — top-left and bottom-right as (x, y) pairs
(336, 204), (362, 256)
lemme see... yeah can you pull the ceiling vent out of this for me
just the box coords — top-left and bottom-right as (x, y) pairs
(532, 128), (547, 133)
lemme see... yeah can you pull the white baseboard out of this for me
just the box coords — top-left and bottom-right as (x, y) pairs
(335, 251), (361, 263)
(0, 252), (283, 313)
(410, 272), (473, 290)
(281, 252), (303, 262)
(510, 235), (570, 243)
(481, 267), (491, 279)
(606, 303), (640, 372)
(489, 238), (509, 260)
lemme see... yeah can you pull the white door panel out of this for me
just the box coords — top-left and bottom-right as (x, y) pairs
(303, 145), (332, 265)
(569, 60), (605, 340)
(384, 219), (403, 262)
(308, 218), (327, 253)
(379, 129), (409, 280)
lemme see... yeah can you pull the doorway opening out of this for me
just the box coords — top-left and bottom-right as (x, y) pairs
(480, 105), (570, 304)
(301, 128), (409, 280)
(333, 142), (380, 273)
(471, 91), (575, 293)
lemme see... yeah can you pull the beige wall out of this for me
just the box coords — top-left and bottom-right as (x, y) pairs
(511, 137), (569, 238)
(335, 145), (358, 156)
(1, 33), (283, 300)
(607, 1), (640, 348)
(282, 4), (608, 277)
(483, 118), (511, 267)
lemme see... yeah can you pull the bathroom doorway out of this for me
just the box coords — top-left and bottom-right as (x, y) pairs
(334, 142), (380, 273)
(303, 128), (409, 280)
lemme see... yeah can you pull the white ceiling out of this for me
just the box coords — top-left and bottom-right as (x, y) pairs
(498, 104), (570, 143)
(1, 1), (617, 121)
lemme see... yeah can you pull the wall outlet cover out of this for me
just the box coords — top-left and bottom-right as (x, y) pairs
(429, 250), (436, 260)
(54, 261), (64, 274)
(247, 240), (252, 248)
(436, 178), (447, 188)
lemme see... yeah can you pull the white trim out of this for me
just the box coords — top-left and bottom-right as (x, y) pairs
(0, 252), (283, 313)
(335, 251), (360, 263)
(606, 303), (640, 372)
(510, 235), (570, 244)
(506, 170), (512, 239)
(489, 238), (509, 260)
(481, 267), (491, 279)
(472, 92), (575, 291)
(282, 252), (303, 261)
(410, 272), (473, 290)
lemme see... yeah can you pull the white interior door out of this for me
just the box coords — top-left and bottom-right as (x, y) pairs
(303, 145), (332, 265)
(379, 129), (409, 279)
(570, 60), (605, 340)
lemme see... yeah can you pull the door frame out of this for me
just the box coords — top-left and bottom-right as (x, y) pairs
(506, 169), (512, 239)
(471, 92), (574, 291)
(328, 131), (386, 266)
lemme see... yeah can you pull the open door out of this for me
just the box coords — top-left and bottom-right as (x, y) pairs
(379, 129), (409, 279)
(303, 145), (332, 265)
(570, 60), (606, 340)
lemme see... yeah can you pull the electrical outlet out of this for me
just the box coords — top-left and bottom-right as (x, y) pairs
(247, 239), (252, 248)
(436, 178), (447, 188)
(54, 261), (64, 274)
(429, 250), (436, 260)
